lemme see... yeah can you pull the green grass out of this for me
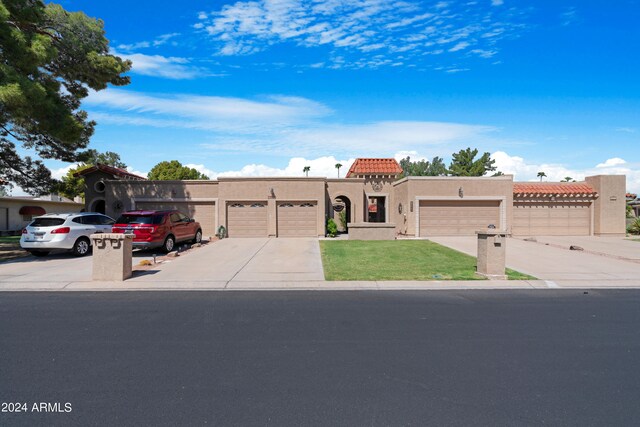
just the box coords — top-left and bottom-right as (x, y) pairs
(320, 240), (536, 281)
(0, 236), (20, 244)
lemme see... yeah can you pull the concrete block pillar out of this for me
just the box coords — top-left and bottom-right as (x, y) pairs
(267, 198), (277, 237)
(476, 230), (507, 280)
(91, 233), (134, 281)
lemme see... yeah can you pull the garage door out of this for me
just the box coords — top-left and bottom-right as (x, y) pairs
(277, 202), (317, 237)
(227, 202), (268, 237)
(419, 200), (501, 236)
(135, 201), (216, 237)
(512, 202), (590, 236)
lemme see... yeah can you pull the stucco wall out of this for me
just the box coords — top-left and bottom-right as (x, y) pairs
(392, 179), (409, 235)
(105, 180), (219, 220)
(403, 175), (514, 236)
(0, 198), (83, 231)
(218, 177), (326, 237)
(326, 178), (366, 228)
(585, 175), (626, 236)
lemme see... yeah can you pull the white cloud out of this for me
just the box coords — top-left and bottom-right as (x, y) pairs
(114, 51), (212, 80)
(198, 0), (526, 70)
(493, 151), (640, 192)
(49, 163), (79, 180)
(596, 158), (626, 168)
(212, 156), (355, 179)
(491, 0), (504, 6)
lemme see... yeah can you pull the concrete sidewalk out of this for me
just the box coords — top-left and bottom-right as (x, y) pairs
(430, 236), (640, 288)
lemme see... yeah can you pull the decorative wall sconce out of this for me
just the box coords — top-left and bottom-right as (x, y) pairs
(458, 187), (464, 198)
(269, 188), (276, 199)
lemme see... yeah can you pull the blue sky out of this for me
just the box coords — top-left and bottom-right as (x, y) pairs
(32, 0), (640, 192)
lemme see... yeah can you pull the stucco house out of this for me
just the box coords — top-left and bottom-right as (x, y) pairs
(0, 195), (84, 234)
(76, 159), (626, 239)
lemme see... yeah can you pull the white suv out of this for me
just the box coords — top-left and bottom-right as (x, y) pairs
(20, 212), (115, 257)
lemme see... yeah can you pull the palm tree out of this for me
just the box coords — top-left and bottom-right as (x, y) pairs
(537, 171), (547, 182)
(335, 163), (342, 178)
(561, 177), (574, 182)
(303, 166), (310, 177)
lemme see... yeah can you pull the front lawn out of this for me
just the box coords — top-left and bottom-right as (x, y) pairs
(320, 240), (535, 281)
(0, 236), (21, 244)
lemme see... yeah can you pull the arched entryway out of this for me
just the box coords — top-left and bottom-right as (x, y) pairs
(91, 199), (106, 214)
(333, 195), (351, 233)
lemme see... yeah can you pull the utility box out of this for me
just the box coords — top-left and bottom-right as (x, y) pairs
(91, 233), (134, 281)
(476, 230), (507, 280)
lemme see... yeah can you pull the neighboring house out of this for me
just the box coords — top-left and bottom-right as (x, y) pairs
(0, 195), (84, 233)
(76, 158), (627, 239)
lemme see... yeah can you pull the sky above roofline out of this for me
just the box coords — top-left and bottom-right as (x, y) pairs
(9, 0), (640, 194)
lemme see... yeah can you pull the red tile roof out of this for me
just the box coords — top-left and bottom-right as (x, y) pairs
(73, 164), (146, 180)
(514, 182), (597, 196)
(346, 158), (403, 178)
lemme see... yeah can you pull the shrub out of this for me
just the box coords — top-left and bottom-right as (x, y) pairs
(327, 218), (338, 237)
(338, 210), (348, 231)
(628, 218), (640, 235)
(627, 204), (634, 218)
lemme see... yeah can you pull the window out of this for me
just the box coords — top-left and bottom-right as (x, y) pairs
(100, 215), (115, 225)
(178, 213), (190, 222)
(230, 203), (244, 208)
(250, 203), (265, 208)
(30, 218), (65, 227)
(300, 203), (314, 208)
(22, 215), (33, 222)
(170, 213), (181, 223)
(279, 203), (294, 208)
(94, 180), (106, 193)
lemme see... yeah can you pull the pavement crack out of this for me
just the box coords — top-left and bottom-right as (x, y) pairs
(227, 238), (272, 284)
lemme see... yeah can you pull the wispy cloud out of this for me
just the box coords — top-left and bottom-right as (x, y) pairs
(616, 127), (636, 134)
(117, 33), (181, 51)
(113, 51), (217, 79)
(85, 88), (496, 158)
(197, 0), (526, 70)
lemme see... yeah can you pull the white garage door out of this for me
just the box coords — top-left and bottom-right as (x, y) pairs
(227, 202), (268, 237)
(135, 201), (216, 237)
(512, 202), (591, 236)
(277, 202), (317, 237)
(419, 200), (501, 237)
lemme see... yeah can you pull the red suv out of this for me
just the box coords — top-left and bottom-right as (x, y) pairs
(112, 210), (202, 253)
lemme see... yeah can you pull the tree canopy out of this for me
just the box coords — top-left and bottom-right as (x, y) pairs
(399, 156), (447, 177)
(400, 149), (498, 178)
(448, 148), (497, 176)
(0, 0), (131, 195)
(147, 160), (209, 180)
(57, 150), (126, 200)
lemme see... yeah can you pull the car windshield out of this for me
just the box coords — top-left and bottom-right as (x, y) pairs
(116, 215), (163, 225)
(30, 218), (65, 227)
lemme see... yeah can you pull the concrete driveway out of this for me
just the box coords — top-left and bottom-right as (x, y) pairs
(429, 236), (640, 288)
(0, 238), (325, 289)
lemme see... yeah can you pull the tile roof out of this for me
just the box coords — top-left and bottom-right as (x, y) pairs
(513, 182), (597, 196)
(73, 163), (146, 180)
(346, 158), (403, 178)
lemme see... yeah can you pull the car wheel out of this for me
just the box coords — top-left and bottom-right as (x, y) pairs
(72, 237), (91, 257)
(162, 235), (175, 253)
(192, 229), (202, 244)
(29, 250), (50, 257)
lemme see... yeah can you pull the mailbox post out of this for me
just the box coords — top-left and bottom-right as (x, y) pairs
(476, 230), (507, 280)
(90, 233), (134, 281)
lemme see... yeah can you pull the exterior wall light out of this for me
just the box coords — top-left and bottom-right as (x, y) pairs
(459, 187), (464, 198)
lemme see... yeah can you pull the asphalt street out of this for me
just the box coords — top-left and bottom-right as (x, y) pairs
(1, 290), (640, 426)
